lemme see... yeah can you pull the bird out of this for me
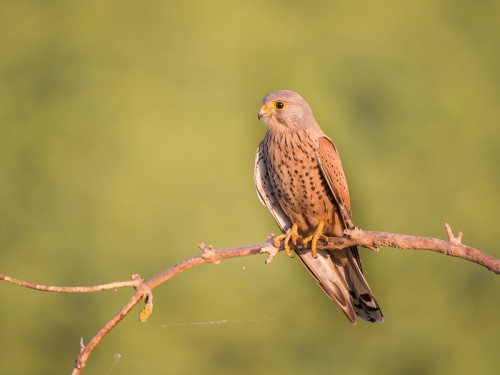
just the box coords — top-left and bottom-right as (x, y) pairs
(254, 90), (383, 323)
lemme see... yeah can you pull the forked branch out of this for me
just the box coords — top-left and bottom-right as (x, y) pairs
(0, 223), (498, 374)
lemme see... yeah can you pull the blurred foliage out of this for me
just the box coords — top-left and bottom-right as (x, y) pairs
(0, 1), (499, 374)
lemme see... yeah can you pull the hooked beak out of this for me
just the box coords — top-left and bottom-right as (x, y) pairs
(257, 104), (271, 120)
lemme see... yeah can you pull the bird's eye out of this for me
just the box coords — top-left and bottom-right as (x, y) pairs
(273, 101), (286, 110)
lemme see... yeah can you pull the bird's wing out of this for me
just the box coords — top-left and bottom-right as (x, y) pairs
(254, 141), (292, 233)
(313, 135), (383, 323)
(315, 135), (360, 268)
(315, 136), (353, 229)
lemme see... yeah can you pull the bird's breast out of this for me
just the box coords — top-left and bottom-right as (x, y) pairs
(264, 131), (338, 236)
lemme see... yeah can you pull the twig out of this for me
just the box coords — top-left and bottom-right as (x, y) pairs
(0, 224), (498, 374)
(0, 274), (143, 293)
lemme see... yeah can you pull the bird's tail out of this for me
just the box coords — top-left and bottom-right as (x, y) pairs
(296, 246), (383, 324)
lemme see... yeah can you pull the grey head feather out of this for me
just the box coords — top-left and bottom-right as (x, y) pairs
(261, 90), (317, 131)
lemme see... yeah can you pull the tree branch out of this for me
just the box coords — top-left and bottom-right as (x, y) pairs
(0, 224), (498, 374)
(341, 223), (498, 274)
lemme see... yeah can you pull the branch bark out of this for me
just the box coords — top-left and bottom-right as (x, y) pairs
(0, 224), (498, 374)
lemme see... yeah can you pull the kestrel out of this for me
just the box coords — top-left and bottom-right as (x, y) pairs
(254, 90), (383, 323)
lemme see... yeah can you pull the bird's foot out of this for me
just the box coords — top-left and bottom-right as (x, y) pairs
(273, 223), (300, 258)
(302, 221), (329, 258)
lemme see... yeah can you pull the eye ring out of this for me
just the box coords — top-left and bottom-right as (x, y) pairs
(273, 100), (286, 110)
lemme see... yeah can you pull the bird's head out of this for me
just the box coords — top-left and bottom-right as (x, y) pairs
(258, 90), (317, 132)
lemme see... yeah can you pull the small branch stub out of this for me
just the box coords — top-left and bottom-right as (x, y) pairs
(445, 222), (463, 244)
(199, 243), (221, 264)
(261, 243), (280, 264)
(79, 338), (85, 353)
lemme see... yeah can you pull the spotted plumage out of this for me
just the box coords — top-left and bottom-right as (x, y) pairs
(254, 90), (383, 323)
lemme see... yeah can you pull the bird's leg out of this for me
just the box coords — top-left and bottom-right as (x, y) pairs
(273, 223), (300, 258)
(301, 221), (329, 258)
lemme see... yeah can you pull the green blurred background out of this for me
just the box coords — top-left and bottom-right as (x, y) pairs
(1, 1), (499, 374)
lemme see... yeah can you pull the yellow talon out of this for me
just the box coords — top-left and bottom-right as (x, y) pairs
(273, 223), (300, 257)
(302, 221), (329, 258)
